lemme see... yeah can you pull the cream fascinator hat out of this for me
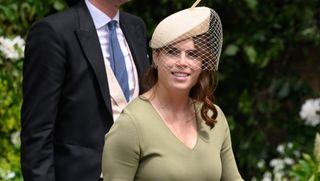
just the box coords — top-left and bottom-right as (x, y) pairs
(149, 0), (223, 71)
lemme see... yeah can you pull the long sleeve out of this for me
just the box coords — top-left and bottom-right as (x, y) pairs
(217, 107), (244, 181)
(21, 19), (66, 181)
(102, 113), (140, 181)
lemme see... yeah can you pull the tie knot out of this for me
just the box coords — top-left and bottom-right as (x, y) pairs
(107, 20), (117, 31)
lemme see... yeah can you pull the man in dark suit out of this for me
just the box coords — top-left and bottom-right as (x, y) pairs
(20, 0), (150, 180)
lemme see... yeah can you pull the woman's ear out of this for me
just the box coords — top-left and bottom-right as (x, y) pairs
(151, 62), (157, 69)
(152, 52), (159, 69)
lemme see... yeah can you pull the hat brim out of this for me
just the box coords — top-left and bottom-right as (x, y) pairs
(150, 7), (211, 49)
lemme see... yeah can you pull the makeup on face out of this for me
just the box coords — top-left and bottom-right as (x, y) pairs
(156, 39), (202, 71)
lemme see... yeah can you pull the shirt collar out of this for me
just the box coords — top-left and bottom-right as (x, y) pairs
(85, 0), (120, 29)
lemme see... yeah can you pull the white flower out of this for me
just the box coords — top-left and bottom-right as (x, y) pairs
(287, 142), (293, 149)
(250, 177), (257, 181)
(299, 98), (320, 127)
(0, 36), (25, 60)
(274, 172), (284, 181)
(269, 158), (280, 167)
(276, 144), (285, 155)
(10, 131), (20, 146)
(4, 171), (15, 179)
(270, 158), (285, 173)
(283, 157), (294, 165)
(261, 172), (272, 181)
(293, 150), (300, 158)
(257, 160), (265, 169)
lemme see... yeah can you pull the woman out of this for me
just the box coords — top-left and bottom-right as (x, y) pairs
(102, 1), (244, 180)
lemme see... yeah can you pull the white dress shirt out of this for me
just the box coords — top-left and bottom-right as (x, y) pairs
(85, 0), (137, 101)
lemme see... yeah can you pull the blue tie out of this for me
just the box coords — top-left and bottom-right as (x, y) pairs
(107, 20), (130, 102)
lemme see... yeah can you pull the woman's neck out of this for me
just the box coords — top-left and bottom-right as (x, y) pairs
(146, 85), (191, 112)
(145, 85), (198, 149)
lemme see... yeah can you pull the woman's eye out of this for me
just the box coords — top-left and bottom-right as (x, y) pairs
(165, 47), (180, 56)
(186, 50), (199, 59)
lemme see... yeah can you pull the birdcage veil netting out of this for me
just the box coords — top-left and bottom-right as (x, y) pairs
(149, 7), (223, 72)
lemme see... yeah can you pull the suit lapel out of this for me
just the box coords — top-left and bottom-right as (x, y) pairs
(119, 13), (147, 83)
(74, 2), (112, 114)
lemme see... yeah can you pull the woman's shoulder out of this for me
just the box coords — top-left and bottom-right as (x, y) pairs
(118, 96), (155, 124)
(124, 96), (151, 113)
(110, 98), (147, 133)
(214, 104), (229, 127)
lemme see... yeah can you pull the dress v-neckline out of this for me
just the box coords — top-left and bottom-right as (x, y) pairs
(141, 96), (199, 151)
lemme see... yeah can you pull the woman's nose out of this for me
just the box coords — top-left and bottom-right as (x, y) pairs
(175, 53), (189, 67)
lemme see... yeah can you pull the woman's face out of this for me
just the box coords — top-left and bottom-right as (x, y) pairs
(154, 38), (202, 92)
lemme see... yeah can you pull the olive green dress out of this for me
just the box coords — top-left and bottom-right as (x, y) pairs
(102, 96), (243, 181)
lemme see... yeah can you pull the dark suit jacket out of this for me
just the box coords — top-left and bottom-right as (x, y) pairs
(21, 1), (150, 180)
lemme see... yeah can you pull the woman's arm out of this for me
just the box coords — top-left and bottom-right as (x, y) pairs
(216, 106), (244, 181)
(102, 113), (140, 181)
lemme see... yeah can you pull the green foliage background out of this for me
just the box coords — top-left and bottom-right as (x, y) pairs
(0, 0), (319, 180)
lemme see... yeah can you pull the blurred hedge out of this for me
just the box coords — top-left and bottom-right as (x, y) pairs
(0, 0), (319, 180)
(0, 0), (65, 180)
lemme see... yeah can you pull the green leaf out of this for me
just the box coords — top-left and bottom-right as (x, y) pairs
(53, 1), (65, 11)
(224, 44), (239, 56)
(277, 81), (290, 98)
(308, 175), (315, 181)
(244, 0), (258, 10)
(301, 27), (316, 37)
(302, 153), (314, 163)
(298, 159), (312, 175)
(244, 45), (257, 64)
